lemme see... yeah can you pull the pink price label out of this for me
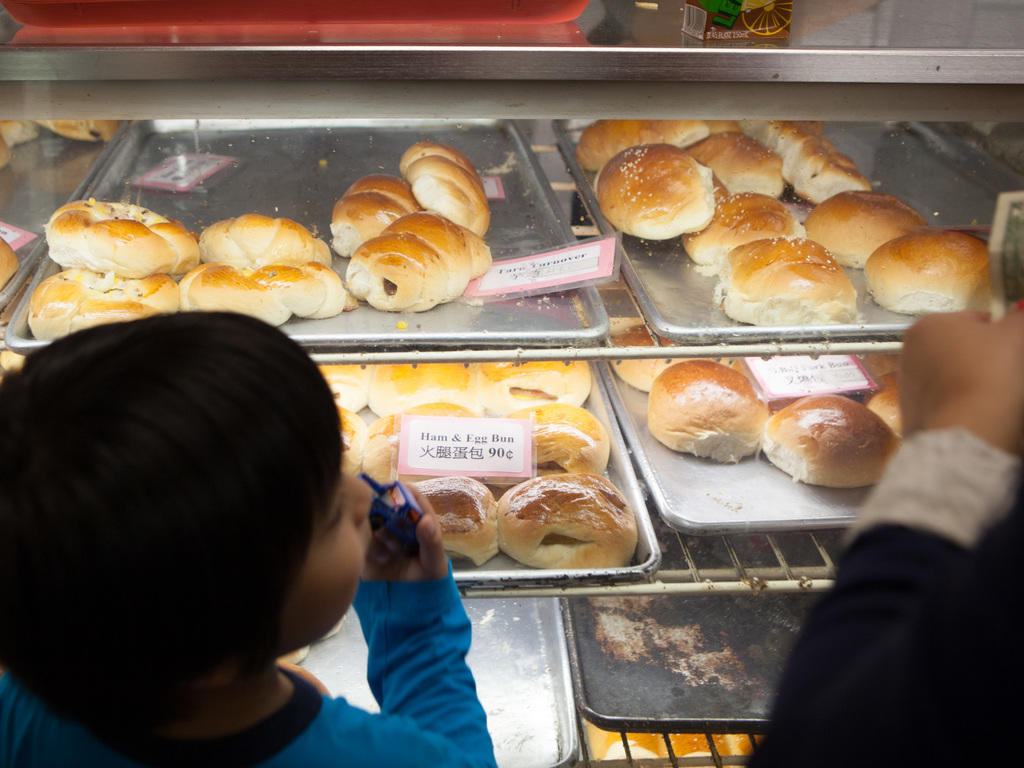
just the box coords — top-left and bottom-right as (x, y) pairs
(397, 415), (533, 479)
(0, 221), (38, 251)
(464, 235), (617, 298)
(133, 153), (236, 192)
(743, 355), (876, 400)
(480, 176), (506, 200)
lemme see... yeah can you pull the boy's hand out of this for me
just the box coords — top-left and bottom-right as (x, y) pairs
(901, 309), (1024, 454)
(363, 486), (449, 582)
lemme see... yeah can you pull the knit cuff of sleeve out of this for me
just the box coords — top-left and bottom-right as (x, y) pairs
(846, 428), (1021, 549)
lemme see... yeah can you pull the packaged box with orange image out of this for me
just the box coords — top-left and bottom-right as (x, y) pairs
(682, 0), (792, 41)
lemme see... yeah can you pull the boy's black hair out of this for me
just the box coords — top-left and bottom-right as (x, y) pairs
(0, 312), (341, 733)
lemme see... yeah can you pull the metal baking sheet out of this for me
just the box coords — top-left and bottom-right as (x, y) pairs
(0, 126), (113, 313)
(5, 118), (608, 352)
(406, 363), (660, 589)
(599, 362), (867, 534)
(563, 593), (816, 733)
(303, 597), (578, 768)
(554, 120), (1024, 345)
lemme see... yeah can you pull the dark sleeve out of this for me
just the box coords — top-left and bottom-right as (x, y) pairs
(753, 480), (1024, 768)
(353, 565), (496, 768)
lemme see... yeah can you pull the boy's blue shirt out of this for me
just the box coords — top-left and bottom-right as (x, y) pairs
(0, 568), (497, 768)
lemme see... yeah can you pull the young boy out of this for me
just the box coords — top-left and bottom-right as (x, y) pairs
(0, 312), (497, 767)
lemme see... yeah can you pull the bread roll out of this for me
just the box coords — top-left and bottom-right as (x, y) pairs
(0, 136), (8, 171)
(763, 394), (899, 487)
(399, 142), (490, 237)
(35, 120), (120, 142)
(647, 360), (768, 463)
(478, 361), (591, 416)
(705, 120), (743, 134)
(0, 350), (25, 375)
(319, 364), (371, 413)
(682, 193), (805, 272)
(330, 174), (421, 258)
(0, 238), (16, 290)
(864, 230), (989, 315)
(337, 405), (368, 477)
(595, 144), (716, 240)
(609, 323), (687, 392)
(46, 200), (200, 278)
(179, 262), (354, 326)
(507, 403), (611, 475)
(804, 191), (927, 268)
(496, 473), (638, 570)
(866, 372), (901, 437)
(575, 120), (710, 172)
(346, 212), (491, 312)
(29, 268), (179, 341)
(362, 402), (478, 483)
(414, 476), (498, 566)
(199, 214), (331, 270)
(740, 120), (870, 204)
(719, 237), (858, 326)
(860, 352), (900, 380)
(368, 363), (480, 417)
(0, 120), (38, 147)
(687, 133), (784, 198)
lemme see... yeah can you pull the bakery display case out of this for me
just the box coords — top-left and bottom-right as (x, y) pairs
(2, 1), (1023, 765)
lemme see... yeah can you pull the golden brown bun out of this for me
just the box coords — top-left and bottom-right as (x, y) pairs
(178, 262), (354, 326)
(507, 403), (611, 475)
(199, 214), (331, 270)
(860, 352), (900, 379)
(35, 120), (120, 142)
(763, 394), (899, 487)
(704, 120), (743, 134)
(648, 360), (768, 463)
(29, 268), (179, 340)
(687, 133), (784, 198)
(415, 476), (498, 566)
(497, 473), (637, 569)
(575, 119), (710, 172)
(866, 372), (902, 437)
(682, 192), (805, 271)
(595, 144), (715, 240)
(368, 363), (480, 418)
(337, 405), (368, 477)
(0, 238), (16, 290)
(362, 402), (478, 483)
(720, 237), (858, 325)
(740, 120), (870, 204)
(330, 174), (421, 258)
(477, 361), (592, 416)
(319, 364), (372, 413)
(0, 120), (38, 147)
(864, 230), (989, 315)
(804, 191), (927, 268)
(609, 323), (686, 392)
(346, 212), (491, 312)
(46, 200), (200, 278)
(0, 136), (8, 170)
(399, 142), (490, 237)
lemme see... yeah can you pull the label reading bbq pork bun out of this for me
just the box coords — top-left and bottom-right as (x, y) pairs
(743, 355), (876, 401)
(133, 153), (236, 192)
(397, 415), (533, 479)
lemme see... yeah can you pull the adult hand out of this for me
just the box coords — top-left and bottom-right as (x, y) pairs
(900, 309), (1024, 454)
(362, 485), (449, 582)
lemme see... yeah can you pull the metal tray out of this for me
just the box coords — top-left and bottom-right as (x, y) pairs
(303, 597), (578, 768)
(0, 126), (113, 313)
(599, 362), (867, 534)
(6, 118), (608, 352)
(554, 120), (1024, 345)
(562, 593), (816, 733)
(400, 362), (661, 589)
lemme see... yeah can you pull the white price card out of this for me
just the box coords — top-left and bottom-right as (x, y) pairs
(133, 153), (236, 192)
(0, 221), (37, 251)
(480, 176), (506, 200)
(463, 234), (618, 299)
(743, 355), (876, 401)
(397, 415), (533, 479)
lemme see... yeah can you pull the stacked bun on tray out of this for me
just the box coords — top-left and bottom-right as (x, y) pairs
(578, 118), (989, 322)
